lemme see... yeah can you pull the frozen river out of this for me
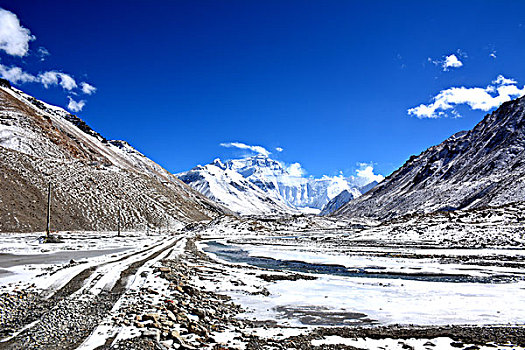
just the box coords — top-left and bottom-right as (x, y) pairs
(200, 238), (525, 326)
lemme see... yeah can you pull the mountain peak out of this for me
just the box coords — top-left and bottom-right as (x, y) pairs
(212, 158), (226, 170)
(336, 95), (525, 219)
(179, 153), (378, 214)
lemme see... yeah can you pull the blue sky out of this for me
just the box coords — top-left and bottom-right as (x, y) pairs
(0, 1), (524, 178)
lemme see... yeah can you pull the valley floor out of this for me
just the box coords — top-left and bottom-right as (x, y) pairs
(0, 216), (524, 350)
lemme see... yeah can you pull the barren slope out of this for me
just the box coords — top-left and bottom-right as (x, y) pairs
(336, 96), (525, 220)
(0, 81), (225, 232)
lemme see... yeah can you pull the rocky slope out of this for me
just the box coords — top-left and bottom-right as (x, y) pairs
(336, 96), (525, 220)
(0, 79), (225, 232)
(179, 154), (368, 215)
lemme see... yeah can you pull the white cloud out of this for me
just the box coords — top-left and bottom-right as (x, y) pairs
(0, 66), (83, 93)
(58, 73), (77, 90)
(37, 47), (50, 61)
(442, 54), (463, 71)
(38, 71), (77, 90)
(408, 75), (525, 119)
(286, 162), (305, 177)
(0, 8), (35, 57)
(220, 142), (270, 156)
(38, 71), (59, 87)
(354, 163), (384, 186)
(0, 63), (37, 84)
(492, 75), (516, 86)
(275, 147), (283, 152)
(81, 82), (96, 94)
(67, 96), (85, 112)
(429, 51), (466, 71)
(490, 50), (497, 59)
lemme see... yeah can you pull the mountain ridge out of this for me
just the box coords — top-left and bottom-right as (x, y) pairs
(335, 95), (525, 220)
(0, 80), (227, 232)
(179, 154), (374, 215)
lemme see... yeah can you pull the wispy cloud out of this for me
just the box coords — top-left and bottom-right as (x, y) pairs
(408, 75), (525, 119)
(0, 64), (95, 95)
(275, 147), (283, 152)
(0, 64), (37, 84)
(81, 82), (96, 95)
(220, 142), (270, 156)
(490, 50), (497, 59)
(39, 71), (77, 90)
(37, 47), (50, 61)
(0, 8), (34, 57)
(67, 96), (85, 112)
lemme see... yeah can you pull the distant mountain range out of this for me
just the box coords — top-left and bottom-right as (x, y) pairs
(178, 154), (375, 215)
(336, 95), (525, 220)
(0, 79), (225, 232)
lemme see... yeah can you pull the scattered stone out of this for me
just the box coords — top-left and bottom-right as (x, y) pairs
(142, 328), (161, 342)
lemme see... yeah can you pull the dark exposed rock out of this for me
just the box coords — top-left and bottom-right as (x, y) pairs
(0, 78), (11, 88)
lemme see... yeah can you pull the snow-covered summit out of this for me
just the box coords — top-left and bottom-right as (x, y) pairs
(178, 159), (294, 215)
(179, 154), (377, 215)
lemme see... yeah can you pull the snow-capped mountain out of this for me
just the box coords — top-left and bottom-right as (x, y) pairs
(0, 79), (225, 232)
(178, 158), (294, 215)
(320, 181), (377, 215)
(179, 154), (374, 215)
(336, 95), (525, 220)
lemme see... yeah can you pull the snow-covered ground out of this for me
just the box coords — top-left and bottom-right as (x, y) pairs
(2, 225), (524, 349)
(311, 335), (525, 350)
(0, 231), (168, 293)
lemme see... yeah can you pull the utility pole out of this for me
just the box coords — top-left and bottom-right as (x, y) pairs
(146, 211), (149, 235)
(117, 207), (121, 237)
(45, 182), (52, 239)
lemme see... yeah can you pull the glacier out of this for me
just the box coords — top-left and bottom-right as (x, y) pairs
(179, 154), (378, 215)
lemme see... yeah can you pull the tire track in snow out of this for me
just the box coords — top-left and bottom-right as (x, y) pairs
(0, 236), (182, 350)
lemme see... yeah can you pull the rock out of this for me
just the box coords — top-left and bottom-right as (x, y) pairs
(188, 322), (208, 337)
(192, 308), (206, 319)
(142, 328), (160, 342)
(166, 310), (177, 321)
(169, 330), (195, 349)
(163, 320), (174, 328)
(160, 339), (174, 348)
(159, 267), (171, 273)
(0, 78), (11, 88)
(182, 285), (196, 296)
(142, 313), (160, 322)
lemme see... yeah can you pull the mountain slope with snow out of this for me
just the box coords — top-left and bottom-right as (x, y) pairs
(178, 159), (295, 215)
(179, 154), (376, 215)
(336, 95), (525, 220)
(320, 181), (378, 215)
(0, 79), (225, 232)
